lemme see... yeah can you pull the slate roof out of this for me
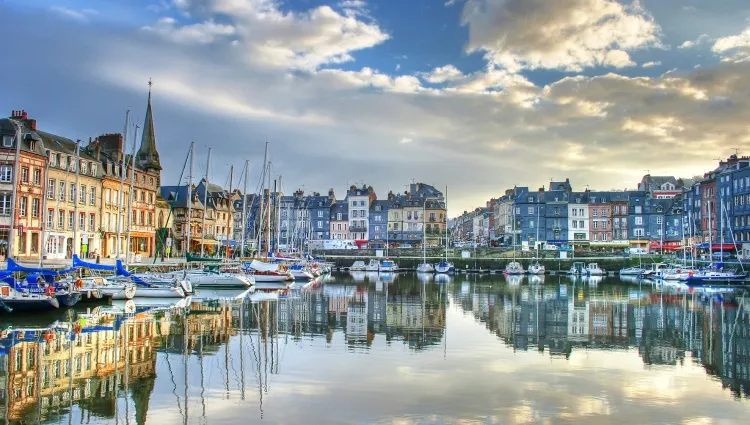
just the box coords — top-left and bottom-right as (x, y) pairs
(0, 118), (46, 157)
(330, 200), (348, 220)
(160, 185), (204, 209)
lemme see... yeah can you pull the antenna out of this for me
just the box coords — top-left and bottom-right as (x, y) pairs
(732, 148), (740, 155)
(643, 169), (649, 175)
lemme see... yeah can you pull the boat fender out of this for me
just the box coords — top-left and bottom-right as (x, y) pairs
(74, 324), (82, 334)
(43, 331), (54, 342)
(45, 286), (55, 297)
(676, 269), (680, 274)
(75, 278), (84, 289)
(688, 271), (693, 277)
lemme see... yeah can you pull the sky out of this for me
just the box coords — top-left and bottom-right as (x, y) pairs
(1, 0), (749, 216)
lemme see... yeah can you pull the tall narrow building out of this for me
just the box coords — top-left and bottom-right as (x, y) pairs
(131, 80), (163, 258)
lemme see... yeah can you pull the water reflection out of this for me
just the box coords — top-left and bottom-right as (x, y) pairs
(0, 274), (747, 424)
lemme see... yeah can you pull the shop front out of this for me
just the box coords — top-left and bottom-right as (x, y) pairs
(129, 232), (155, 257)
(648, 240), (683, 252)
(44, 233), (67, 260)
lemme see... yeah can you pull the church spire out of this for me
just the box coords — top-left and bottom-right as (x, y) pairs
(137, 78), (162, 171)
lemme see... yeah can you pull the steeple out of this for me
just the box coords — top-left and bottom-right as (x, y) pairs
(137, 79), (162, 171)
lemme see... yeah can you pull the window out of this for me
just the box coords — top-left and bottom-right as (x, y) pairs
(634, 228), (645, 237)
(91, 163), (97, 176)
(0, 165), (11, 182)
(19, 196), (27, 217)
(59, 181), (66, 201)
(32, 169), (40, 185)
(140, 211), (145, 226)
(317, 220), (323, 228)
(317, 211), (324, 218)
(572, 220), (578, 229)
(31, 198), (39, 218)
(656, 216), (663, 225)
(579, 220), (584, 228)
(2, 135), (13, 147)
(68, 211), (74, 229)
(635, 216), (643, 225)
(337, 213), (342, 221)
(529, 220), (534, 228)
(80, 161), (87, 174)
(515, 207), (520, 215)
(114, 190), (119, 205)
(69, 184), (75, 202)
(88, 214), (95, 231)
(58, 210), (65, 229)
(528, 197), (534, 202)
(592, 209), (598, 217)
(527, 207), (534, 215)
(47, 209), (54, 228)
(593, 221), (599, 229)
(79, 185), (87, 204)
(106, 213), (111, 231)
(90, 187), (96, 205)
(78, 213), (85, 230)
(635, 206), (642, 214)
(148, 193), (153, 203)
(105, 188), (111, 205)
(20, 167), (29, 183)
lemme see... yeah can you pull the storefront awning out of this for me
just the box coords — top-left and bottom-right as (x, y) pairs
(590, 242), (629, 247)
(193, 238), (220, 246)
(696, 243), (737, 251)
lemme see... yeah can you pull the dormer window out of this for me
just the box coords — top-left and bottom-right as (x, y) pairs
(2, 135), (12, 148)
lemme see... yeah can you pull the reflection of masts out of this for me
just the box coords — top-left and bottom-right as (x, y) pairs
(184, 315), (189, 425)
(125, 319), (130, 425)
(164, 334), (184, 419)
(240, 300), (246, 401)
(256, 302), (264, 419)
(200, 322), (207, 424)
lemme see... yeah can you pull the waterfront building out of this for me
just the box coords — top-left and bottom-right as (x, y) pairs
(0, 111), (47, 261)
(308, 190), (335, 241)
(424, 199), (447, 247)
(402, 198), (424, 244)
(588, 192), (613, 246)
(194, 179), (234, 254)
(729, 160), (750, 257)
(369, 199), (390, 247)
(647, 197), (684, 253)
(683, 180), (703, 248)
(493, 190), (514, 244)
(386, 193), (404, 243)
(330, 200), (349, 240)
(701, 176), (717, 244)
(568, 191), (590, 247)
(158, 185), (206, 255)
(637, 175), (683, 199)
(515, 187), (545, 248)
(628, 191), (648, 251)
(611, 192), (629, 244)
(346, 184), (375, 244)
(42, 132), (103, 260)
(543, 180), (573, 247)
(95, 133), (131, 258)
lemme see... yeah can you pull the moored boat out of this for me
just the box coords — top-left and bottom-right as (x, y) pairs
(435, 261), (454, 274)
(527, 262), (545, 275)
(586, 263), (604, 276)
(349, 260), (366, 271)
(0, 280), (60, 312)
(505, 261), (524, 275)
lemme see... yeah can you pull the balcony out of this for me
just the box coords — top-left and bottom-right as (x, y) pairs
(350, 225), (367, 232)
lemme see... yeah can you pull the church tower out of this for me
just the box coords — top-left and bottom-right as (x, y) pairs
(137, 79), (162, 179)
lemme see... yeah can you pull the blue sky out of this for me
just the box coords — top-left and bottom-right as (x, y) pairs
(1, 0), (750, 214)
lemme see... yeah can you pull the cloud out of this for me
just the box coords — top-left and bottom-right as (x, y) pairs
(399, 137), (413, 144)
(461, 0), (662, 72)
(145, 0), (389, 70)
(641, 61), (661, 68)
(678, 34), (709, 50)
(142, 17), (236, 44)
(422, 65), (465, 83)
(445, 0), (459, 6)
(712, 26), (750, 62)
(48, 6), (95, 22)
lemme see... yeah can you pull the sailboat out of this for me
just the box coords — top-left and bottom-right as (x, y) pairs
(435, 186), (454, 274)
(527, 200), (545, 275)
(416, 198), (435, 273)
(505, 207), (524, 274)
(686, 202), (747, 284)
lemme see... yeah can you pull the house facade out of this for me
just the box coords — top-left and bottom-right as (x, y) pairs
(346, 185), (374, 243)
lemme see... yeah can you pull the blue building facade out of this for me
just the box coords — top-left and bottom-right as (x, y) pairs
(543, 189), (570, 246)
(514, 187), (546, 247)
(307, 192), (335, 241)
(369, 199), (390, 246)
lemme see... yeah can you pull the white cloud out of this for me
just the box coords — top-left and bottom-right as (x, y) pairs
(712, 26), (750, 62)
(422, 65), (465, 84)
(461, 0), (662, 72)
(678, 34), (709, 49)
(48, 6), (95, 22)
(400, 137), (413, 144)
(146, 0), (389, 70)
(142, 17), (235, 44)
(642, 61), (661, 68)
(445, 0), (458, 6)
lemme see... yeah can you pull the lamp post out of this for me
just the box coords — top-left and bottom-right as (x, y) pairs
(7, 118), (23, 260)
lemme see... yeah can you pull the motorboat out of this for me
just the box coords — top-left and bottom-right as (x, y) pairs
(165, 266), (256, 288)
(661, 266), (696, 281)
(365, 259), (381, 272)
(416, 262), (435, 273)
(288, 264), (315, 280)
(685, 265), (748, 284)
(527, 261), (545, 275)
(72, 255), (181, 298)
(569, 262), (585, 275)
(586, 263), (604, 276)
(4, 259), (82, 307)
(435, 261), (455, 274)
(349, 261), (366, 271)
(246, 260), (293, 282)
(619, 266), (646, 276)
(504, 261), (524, 275)
(380, 259), (398, 272)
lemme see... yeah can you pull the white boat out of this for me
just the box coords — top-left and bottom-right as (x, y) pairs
(380, 259), (398, 272)
(416, 263), (435, 273)
(0, 281), (60, 311)
(289, 268), (315, 280)
(586, 263), (604, 276)
(165, 269), (255, 288)
(661, 267), (696, 281)
(133, 284), (186, 298)
(435, 261), (454, 274)
(82, 277), (136, 300)
(528, 274), (546, 285)
(194, 288), (254, 301)
(505, 261), (524, 275)
(527, 262), (545, 275)
(619, 266), (646, 276)
(569, 262), (585, 275)
(349, 261), (366, 271)
(365, 259), (381, 272)
(247, 260), (292, 282)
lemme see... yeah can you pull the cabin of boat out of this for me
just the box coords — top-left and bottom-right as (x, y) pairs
(349, 260), (366, 271)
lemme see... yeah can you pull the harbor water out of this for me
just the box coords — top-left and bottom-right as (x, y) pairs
(1, 273), (748, 424)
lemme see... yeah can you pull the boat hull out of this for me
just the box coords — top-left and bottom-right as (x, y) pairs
(100, 285), (137, 300)
(252, 274), (290, 282)
(0, 297), (60, 312)
(133, 286), (185, 298)
(56, 292), (82, 307)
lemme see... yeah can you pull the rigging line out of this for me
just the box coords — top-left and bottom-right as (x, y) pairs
(163, 338), (185, 421)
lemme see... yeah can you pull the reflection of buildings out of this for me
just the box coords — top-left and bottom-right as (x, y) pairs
(457, 280), (750, 399)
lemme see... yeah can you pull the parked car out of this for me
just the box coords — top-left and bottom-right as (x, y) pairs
(400, 243), (413, 248)
(712, 252), (735, 261)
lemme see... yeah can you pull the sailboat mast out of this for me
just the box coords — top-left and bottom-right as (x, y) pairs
(116, 110), (130, 259)
(39, 147), (51, 268)
(275, 175), (282, 254)
(200, 147), (212, 257)
(240, 160), (249, 257)
(265, 162), (272, 255)
(225, 165), (233, 260)
(422, 199), (427, 264)
(445, 186), (448, 262)
(708, 200), (713, 262)
(720, 200), (724, 260)
(535, 196), (540, 259)
(257, 142), (269, 256)
(125, 125), (139, 268)
(186, 142), (194, 255)
(73, 141), (81, 260)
